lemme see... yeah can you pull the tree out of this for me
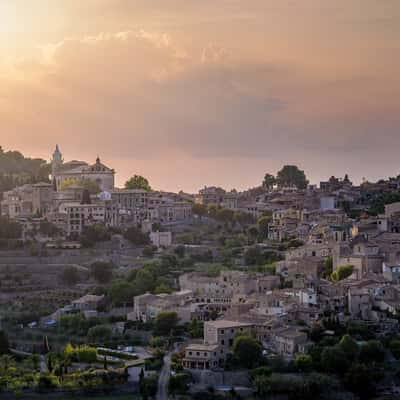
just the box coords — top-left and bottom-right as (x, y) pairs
(124, 226), (150, 246)
(43, 335), (50, 354)
(125, 175), (152, 191)
(344, 363), (374, 398)
(215, 208), (235, 225)
(321, 346), (349, 375)
(154, 311), (179, 336)
(168, 373), (190, 396)
(247, 225), (259, 240)
(321, 256), (333, 279)
(0, 331), (9, 355)
(252, 375), (272, 398)
(0, 217), (22, 239)
(244, 246), (265, 265)
(263, 173), (276, 189)
(108, 281), (136, 305)
(258, 216), (271, 237)
(294, 354), (313, 372)
(174, 245), (186, 258)
(359, 340), (385, 364)
(192, 203), (207, 218)
(276, 165), (308, 189)
(60, 266), (80, 286)
(331, 264), (353, 282)
(232, 335), (262, 369)
(234, 211), (254, 226)
(135, 268), (155, 294)
(0, 355), (16, 373)
(81, 189), (91, 204)
(90, 261), (114, 284)
(389, 339), (400, 359)
(188, 319), (203, 338)
(154, 283), (173, 294)
(139, 368), (148, 400)
(143, 245), (157, 258)
(103, 355), (108, 370)
(369, 192), (400, 215)
(339, 335), (359, 362)
(60, 177), (100, 194)
(87, 325), (112, 343)
(39, 221), (60, 237)
(80, 224), (111, 247)
(0, 147), (50, 193)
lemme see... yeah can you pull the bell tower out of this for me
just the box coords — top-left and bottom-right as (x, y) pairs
(51, 145), (63, 189)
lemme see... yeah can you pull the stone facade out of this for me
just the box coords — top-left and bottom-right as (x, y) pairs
(51, 145), (115, 191)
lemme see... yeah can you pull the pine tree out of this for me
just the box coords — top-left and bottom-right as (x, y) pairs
(103, 355), (108, 370)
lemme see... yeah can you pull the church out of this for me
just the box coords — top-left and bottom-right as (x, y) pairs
(51, 145), (115, 191)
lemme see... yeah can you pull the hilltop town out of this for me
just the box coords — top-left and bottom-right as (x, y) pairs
(1, 146), (400, 399)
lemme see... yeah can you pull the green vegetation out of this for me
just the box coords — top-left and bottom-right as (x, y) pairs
(0, 217), (22, 240)
(123, 226), (150, 246)
(368, 192), (400, 215)
(262, 165), (308, 190)
(60, 266), (80, 286)
(232, 335), (262, 369)
(0, 147), (50, 193)
(154, 311), (179, 336)
(60, 177), (101, 194)
(90, 262), (114, 284)
(244, 246), (283, 266)
(331, 264), (353, 282)
(168, 372), (191, 396)
(0, 331), (9, 355)
(80, 224), (111, 247)
(65, 343), (98, 363)
(262, 173), (276, 189)
(124, 175), (152, 191)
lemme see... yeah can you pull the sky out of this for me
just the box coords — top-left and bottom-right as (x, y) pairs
(0, 0), (399, 192)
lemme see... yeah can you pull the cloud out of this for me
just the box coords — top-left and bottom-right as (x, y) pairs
(1, 22), (400, 191)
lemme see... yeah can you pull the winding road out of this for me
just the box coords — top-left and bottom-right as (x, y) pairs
(156, 353), (171, 400)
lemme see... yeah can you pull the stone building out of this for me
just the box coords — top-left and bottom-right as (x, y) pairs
(51, 145), (115, 191)
(1, 183), (53, 218)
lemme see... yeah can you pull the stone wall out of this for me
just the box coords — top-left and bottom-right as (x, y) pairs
(189, 369), (250, 387)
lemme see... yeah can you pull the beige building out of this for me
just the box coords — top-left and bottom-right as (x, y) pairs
(179, 271), (257, 304)
(51, 145), (115, 191)
(204, 320), (253, 356)
(183, 343), (220, 370)
(1, 183), (53, 218)
(272, 327), (308, 357)
(129, 290), (193, 323)
(63, 199), (119, 237)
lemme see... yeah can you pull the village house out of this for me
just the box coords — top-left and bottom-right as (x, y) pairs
(1, 183), (53, 218)
(183, 343), (221, 370)
(271, 327), (309, 358)
(129, 290), (193, 323)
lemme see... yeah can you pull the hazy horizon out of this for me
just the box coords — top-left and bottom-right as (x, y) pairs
(1, 0), (399, 192)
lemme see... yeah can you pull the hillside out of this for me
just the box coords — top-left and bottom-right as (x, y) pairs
(0, 146), (50, 193)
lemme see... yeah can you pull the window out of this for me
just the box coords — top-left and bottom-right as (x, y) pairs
(221, 340), (225, 345)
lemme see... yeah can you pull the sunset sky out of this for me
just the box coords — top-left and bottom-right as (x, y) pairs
(0, 0), (399, 192)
